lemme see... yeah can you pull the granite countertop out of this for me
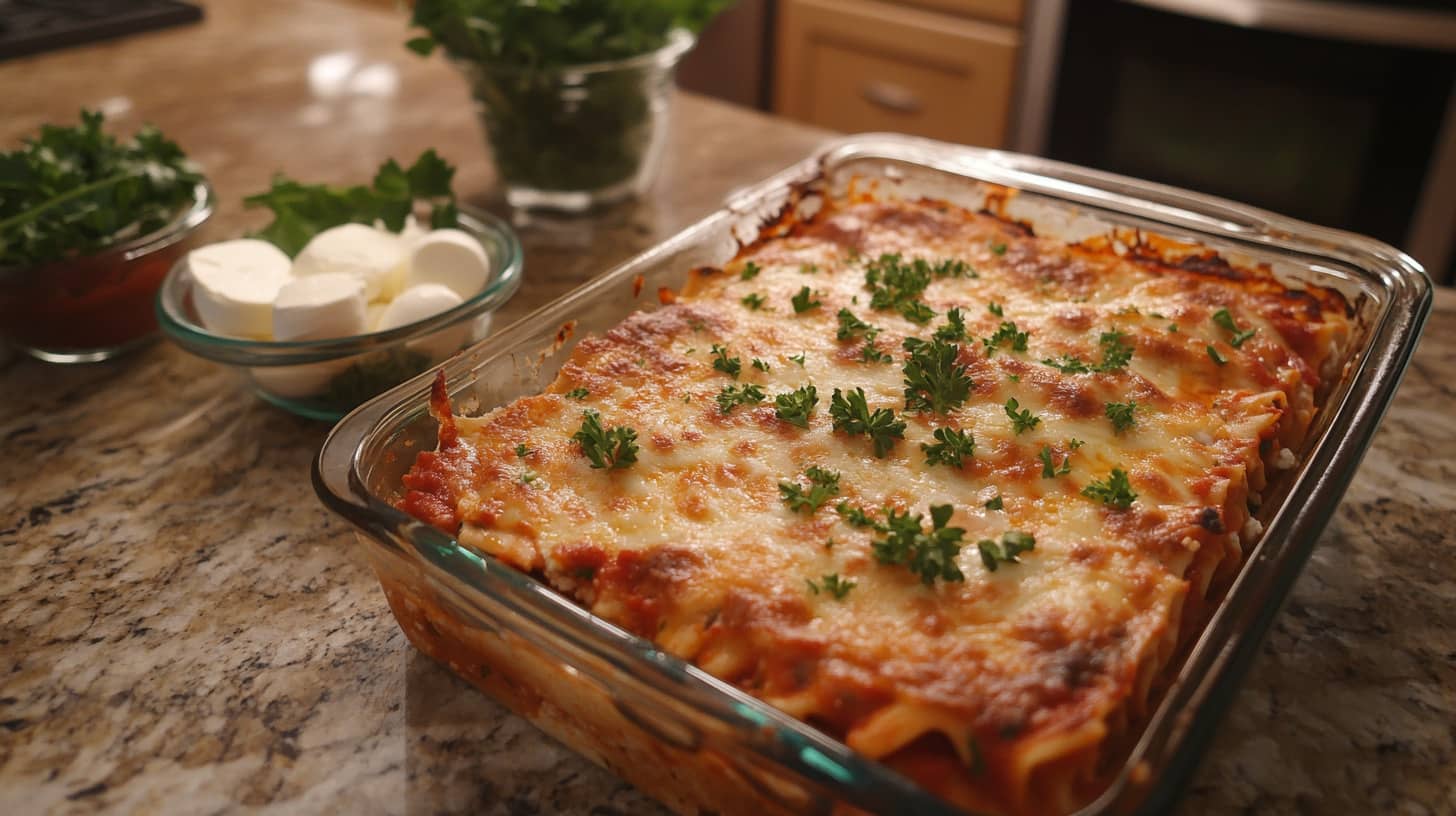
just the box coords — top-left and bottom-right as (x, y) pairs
(2, 1), (1452, 814)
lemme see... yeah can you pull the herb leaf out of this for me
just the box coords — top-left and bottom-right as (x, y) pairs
(779, 466), (841, 513)
(830, 387), (906, 458)
(836, 502), (885, 531)
(1105, 400), (1137, 432)
(902, 337), (973, 414)
(1038, 444), (1072, 478)
(1212, 308), (1257, 347)
(739, 261), (761, 280)
(817, 573), (856, 600)
(791, 286), (822, 313)
(1207, 345), (1228, 366)
(872, 504), (966, 586)
(863, 253), (938, 324)
(774, 384), (819, 428)
(1004, 397), (1041, 434)
(933, 308), (968, 342)
(564, 387), (590, 400)
(716, 383), (766, 414)
(984, 495), (1004, 511)
(571, 410), (639, 470)
(741, 292), (766, 311)
(711, 344), (741, 379)
(922, 427), (975, 468)
(982, 321), (1029, 357)
(1083, 467), (1138, 509)
(977, 531), (1035, 572)
(1041, 329), (1136, 374)
(836, 309), (879, 342)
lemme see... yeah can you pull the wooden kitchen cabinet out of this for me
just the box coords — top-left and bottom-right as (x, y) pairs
(774, 0), (1021, 148)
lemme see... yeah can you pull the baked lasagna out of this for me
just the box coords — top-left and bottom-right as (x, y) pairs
(399, 192), (1350, 814)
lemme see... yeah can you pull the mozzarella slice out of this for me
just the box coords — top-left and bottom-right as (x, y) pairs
(272, 273), (368, 341)
(187, 239), (292, 339)
(293, 223), (406, 302)
(406, 229), (491, 300)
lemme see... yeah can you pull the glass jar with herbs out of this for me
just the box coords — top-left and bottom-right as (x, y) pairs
(407, 0), (732, 212)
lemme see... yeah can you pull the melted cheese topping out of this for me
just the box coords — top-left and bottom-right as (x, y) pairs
(400, 198), (1349, 815)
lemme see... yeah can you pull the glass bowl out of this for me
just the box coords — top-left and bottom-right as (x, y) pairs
(0, 182), (214, 363)
(156, 208), (522, 421)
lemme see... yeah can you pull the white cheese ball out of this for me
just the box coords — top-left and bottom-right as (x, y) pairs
(271, 273), (368, 341)
(188, 239), (292, 339)
(406, 229), (491, 300)
(292, 223), (406, 302)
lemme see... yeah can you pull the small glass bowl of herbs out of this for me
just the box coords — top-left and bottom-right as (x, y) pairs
(0, 111), (212, 363)
(156, 152), (522, 422)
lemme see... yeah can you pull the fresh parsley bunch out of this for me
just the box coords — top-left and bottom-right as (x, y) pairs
(243, 150), (458, 257)
(0, 110), (203, 269)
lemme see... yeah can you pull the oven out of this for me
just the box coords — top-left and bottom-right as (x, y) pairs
(1014, 0), (1456, 283)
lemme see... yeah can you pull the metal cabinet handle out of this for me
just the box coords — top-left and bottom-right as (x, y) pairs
(861, 80), (923, 114)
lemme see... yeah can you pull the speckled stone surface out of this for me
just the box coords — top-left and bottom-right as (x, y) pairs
(2, 2), (1453, 814)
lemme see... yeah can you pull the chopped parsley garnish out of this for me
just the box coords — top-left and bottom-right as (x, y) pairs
(1069, 438), (1085, 449)
(711, 344), (741, 379)
(872, 504), (966, 586)
(519, 470), (538, 485)
(836, 502), (883, 530)
(564, 387), (589, 400)
(899, 300), (937, 325)
(1004, 397), (1040, 434)
(830, 387), (906, 458)
(933, 308), (968, 342)
(806, 573), (856, 600)
(571, 410), (638, 470)
(1169, 324), (1179, 333)
(1212, 308), (1257, 347)
(990, 241), (1008, 256)
(1039, 444), (1071, 478)
(859, 342), (893, 364)
(514, 443), (531, 458)
(902, 337), (973, 414)
(1105, 400), (1137, 432)
(1083, 467), (1137, 509)
(982, 321), (1029, 357)
(791, 286), (822, 313)
(741, 292), (766, 310)
(752, 358), (771, 372)
(988, 302), (1004, 317)
(788, 352), (806, 367)
(836, 309), (879, 342)
(922, 427), (975, 468)
(1207, 345), (1228, 366)
(774, 384), (819, 428)
(740, 261), (761, 281)
(779, 466), (840, 513)
(976, 531), (1035, 572)
(800, 263), (819, 275)
(863, 253), (937, 324)
(716, 383), (766, 414)
(984, 495), (1004, 511)
(1041, 329), (1135, 374)
(932, 258), (975, 279)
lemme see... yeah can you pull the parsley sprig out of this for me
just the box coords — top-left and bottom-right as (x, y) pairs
(933, 308), (969, 342)
(830, 387), (906, 457)
(836, 502), (883, 530)
(774, 384), (819, 428)
(571, 410), (639, 470)
(982, 321), (1029, 357)
(711, 344), (741, 379)
(976, 531), (1035, 572)
(791, 286), (822, 313)
(1212, 308), (1257, 347)
(1042, 330), (1136, 374)
(836, 309), (879, 342)
(922, 427), (975, 468)
(716, 383), (766, 414)
(1105, 400), (1137, 432)
(779, 466), (840, 513)
(872, 504), (967, 586)
(806, 573), (856, 600)
(1038, 444), (1071, 478)
(863, 253), (939, 324)
(1083, 467), (1137, 509)
(902, 337), (973, 414)
(1004, 398), (1040, 434)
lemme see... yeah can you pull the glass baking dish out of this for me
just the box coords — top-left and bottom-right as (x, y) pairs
(314, 134), (1431, 815)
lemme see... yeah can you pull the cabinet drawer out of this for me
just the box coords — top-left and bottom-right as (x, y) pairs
(774, 0), (1020, 148)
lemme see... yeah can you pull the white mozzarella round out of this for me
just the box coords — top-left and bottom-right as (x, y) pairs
(406, 229), (491, 300)
(187, 239), (292, 339)
(376, 283), (464, 332)
(271, 273), (368, 341)
(292, 223), (406, 302)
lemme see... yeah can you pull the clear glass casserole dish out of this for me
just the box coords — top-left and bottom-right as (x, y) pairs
(314, 135), (1431, 815)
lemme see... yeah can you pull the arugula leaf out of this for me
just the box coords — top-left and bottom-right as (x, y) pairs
(711, 344), (741, 379)
(1083, 467), (1138, 509)
(716, 383), (766, 414)
(1004, 397), (1040, 434)
(872, 504), (967, 586)
(1212, 308), (1257, 347)
(976, 531), (1035, 572)
(830, 387), (906, 458)
(779, 466), (840, 513)
(774, 384), (818, 428)
(571, 410), (639, 470)
(245, 150), (459, 256)
(922, 427), (975, 468)
(1, 110), (204, 268)
(902, 337), (973, 414)
(1105, 400), (1137, 432)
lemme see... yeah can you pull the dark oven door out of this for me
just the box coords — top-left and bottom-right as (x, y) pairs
(1022, 0), (1456, 282)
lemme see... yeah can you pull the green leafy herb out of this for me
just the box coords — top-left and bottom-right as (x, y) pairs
(800, 263), (819, 275)
(1207, 345), (1228, 366)
(933, 308), (968, 342)
(711, 344), (741, 379)
(836, 309), (879, 342)
(984, 495), (1004, 511)
(1083, 467), (1138, 509)
(1212, 308), (1257, 347)
(872, 504), (967, 586)
(520, 470), (538, 485)
(739, 261), (761, 281)
(791, 286), (822, 313)
(902, 337), (973, 414)
(863, 253), (938, 324)
(246, 150), (458, 256)
(859, 342), (893, 364)
(774, 384), (819, 428)
(752, 358), (771, 372)
(1169, 324), (1180, 333)
(779, 466), (841, 513)
(788, 353), (806, 367)
(571, 410), (639, 470)
(514, 443), (531, 458)
(1069, 438), (1085, 449)
(990, 241), (1008, 256)
(976, 531), (1035, 572)
(1, 110), (204, 268)
(931, 258), (975, 278)
(1105, 400), (1137, 433)
(1039, 444), (1072, 478)
(564, 387), (590, 400)
(988, 302), (1004, 317)
(1004, 397), (1040, 434)
(898, 300), (937, 325)
(1041, 329), (1136, 374)
(982, 321), (1029, 357)
(809, 573), (856, 600)
(830, 387), (906, 457)
(741, 292), (766, 311)
(716, 383), (766, 414)
(922, 427), (975, 468)
(836, 502), (884, 531)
